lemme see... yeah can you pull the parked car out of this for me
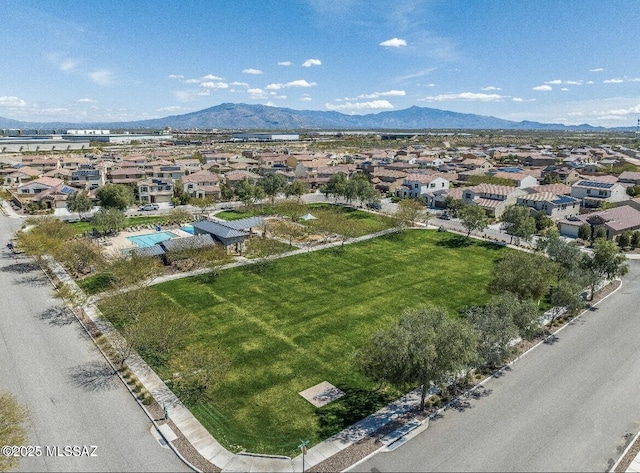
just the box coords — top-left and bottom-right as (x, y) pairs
(367, 202), (382, 210)
(440, 211), (451, 220)
(139, 203), (160, 211)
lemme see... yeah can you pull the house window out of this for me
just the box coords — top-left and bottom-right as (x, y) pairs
(598, 190), (607, 196)
(587, 189), (591, 194)
(430, 183), (435, 188)
(465, 193), (472, 199)
(414, 183), (419, 189)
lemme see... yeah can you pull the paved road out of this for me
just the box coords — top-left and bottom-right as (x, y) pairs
(0, 214), (189, 472)
(354, 259), (640, 472)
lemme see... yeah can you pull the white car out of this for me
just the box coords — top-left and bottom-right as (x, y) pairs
(139, 203), (160, 211)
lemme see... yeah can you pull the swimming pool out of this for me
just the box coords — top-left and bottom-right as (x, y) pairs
(127, 231), (178, 248)
(180, 224), (194, 235)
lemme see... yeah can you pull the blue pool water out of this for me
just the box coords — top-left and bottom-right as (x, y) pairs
(180, 225), (195, 235)
(127, 231), (178, 248)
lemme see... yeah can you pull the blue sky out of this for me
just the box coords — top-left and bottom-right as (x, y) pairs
(1, 0), (639, 127)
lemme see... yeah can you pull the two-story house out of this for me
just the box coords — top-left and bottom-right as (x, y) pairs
(70, 164), (105, 190)
(137, 179), (174, 204)
(182, 170), (221, 199)
(570, 179), (628, 208)
(516, 192), (580, 220)
(461, 184), (528, 218)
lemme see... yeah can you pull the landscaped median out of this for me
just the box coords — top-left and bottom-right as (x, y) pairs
(98, 229), (506, 456)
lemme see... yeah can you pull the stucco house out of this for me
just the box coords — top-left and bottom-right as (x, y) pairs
(570, 179), (628, 208)
(516, 192), (580, 220)
(558, 205), (640, 240)
(395, 173), (449, 198)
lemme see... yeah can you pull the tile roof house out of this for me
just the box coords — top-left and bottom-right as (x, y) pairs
(558, 205), (640, 240)
(182, 170), (221, 199)
(461, 184), (527, 218)
(137, 179), (174, 204)
(516, 192), (580, 220)
(396, 173), (450, 199)
(3, 166), (42, 186)
(617, 171), (640, 185)
(570, 179), (628, 208)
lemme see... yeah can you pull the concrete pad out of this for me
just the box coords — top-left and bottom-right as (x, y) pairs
(158, 423), (178, 442)
(298, 381), (345, 407)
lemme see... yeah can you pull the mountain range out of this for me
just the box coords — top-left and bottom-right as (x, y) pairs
(0, 103), (635, 132)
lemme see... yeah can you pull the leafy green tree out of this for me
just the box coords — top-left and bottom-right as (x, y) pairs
(92, 208), (127, 234)
(325, 172), (348, 201)
(259, 172), (287, 203)
(357, 306), (478, 410)
(618, 231), (631, 250)
(578, 223), (591, 241)
(458, 204), (489, 238)
(501, 205), (536, 244)
(490, 251), (558, 302)
(14, 216), (75, 263)
(190, 197), (215, 218)
(394, 198), (429, 229)
(0, 391), (29, 472)
(66, 190), (93, 219)
(274, 199), (306, 222)
(284, 180), (308, 200)
(533, 211), (554, 233)
(96, 183), (134, 210)
(55, 239), (106, 276)
(626, 184), (640, 197)
(594, 226), (607, 240)
(582, 238), (629, 300)
(444, 196), (465, 217)
(548, 279), (585, 326)
(631, 231), (640, 249)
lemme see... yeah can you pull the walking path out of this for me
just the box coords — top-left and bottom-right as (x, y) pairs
(8, 201), (639, 472)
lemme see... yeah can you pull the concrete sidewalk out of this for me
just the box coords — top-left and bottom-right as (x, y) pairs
(46, 256), (426, 472)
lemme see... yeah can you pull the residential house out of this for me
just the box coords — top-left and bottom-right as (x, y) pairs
(488, 171), (538, 188)
(223, 170), (261, 185)
(182, 170), (221, 199)
(516, 192), (580, 220)
(558, 205), (640, 240)
(617, 171), (640, 186)
(109, 167), (147, 185)
(570, 179), (628, 208)
(461, 184), (527, 218)
(3, 166), (41, 186)
(20, 156), (60, 172)
(137, 178), (174, 204)
(540, 166), (581, 184)
(396, 173), (449, 199)
(60, 156), (90, 170)
(523, 155), (557, 167)
(152, 165), (185, 181)
(70, 164), (105, 190)
(17, 176), (65, 196)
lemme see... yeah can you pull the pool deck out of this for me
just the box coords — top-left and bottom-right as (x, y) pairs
(101, 227), (193, 256)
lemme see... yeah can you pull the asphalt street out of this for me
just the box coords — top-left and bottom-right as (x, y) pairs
(0, 214), (189, 472)
(353, 259), (640, 472)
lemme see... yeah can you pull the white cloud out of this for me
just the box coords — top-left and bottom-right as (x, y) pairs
(533, 85), (553, 91)
(229, 81), (250, 87)
(604, 78), (624, 84)
(59, 58), (78, 72)
(561, 88), (569, 91)
(266, 79), (317, 90)
(565, 80), (583, 85)
(300, 95), (313, 101)
(184, 78), (200, 84)
(545, 79), (562, 85)
(202, 74), (224, 81)
(511, 97), (536, 102)
(423, 92), (505, 102)
(278, 61), (293, 66)
(589, 68), (604, 72)
(157, 106), (184, 113)
(302, 58), (322, 67)
(350, 90), (406, 100)
(77, 98), (95, 103)
(242, 68), (263, 75)
(481, 86), (502, 91)
(0, 96), (26, 107)
(325, 100), (394, 111)
(168, 74), (184, 80)
(201, 81), (229, 89)
(248, 88), (267, 99)
(379, 37), (407, 47)
(88, 69), (113, 86)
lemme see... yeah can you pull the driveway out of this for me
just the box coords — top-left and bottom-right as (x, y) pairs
(0, 214), (189, 472)
(353, 259), (640, 472)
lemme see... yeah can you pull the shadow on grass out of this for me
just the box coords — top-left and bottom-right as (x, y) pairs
(38, 305), (75, 327)
(434, 235), (474, 249)
(314, 386), (396, 440)
(68, 361), (118, 392)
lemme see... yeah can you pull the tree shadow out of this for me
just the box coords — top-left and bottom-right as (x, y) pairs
(0, 261), (39, 274)
(14, 274), (49, 287)
(434, 236), (473, 249)
(314, 386), (396, 441)
(543, 334), (560, 345)
(38, 305), (75, 327)
(68, 361), (118, 392)
(491, 365), (512, 378)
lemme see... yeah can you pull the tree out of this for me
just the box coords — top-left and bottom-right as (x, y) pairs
(267, 219), (308, 247)
(465, 292), (541, 368)
(489, 251), (558, 302)
(548, 279), (585, 326)
(259, 173), (287, 204)
(0, 391), (29, 472)
(444, 197), (465, 217)
(168, 343), (230, 403)
(357, 306), (478, 410)
(582, 238), (629, 300)
(66, 190), (93, 220)
(458, 204), (489, 238)
(92, 208), (127, 234)
(578, 223), (591, 241)
(533, 211), (554, 233)
(274, 199), (306, 222)
(627, 184), (640, 197)
(189, 197), (215, 219)
(501, 205), (536, 244)
(14, 216), (76, 263)
(96, 183), (134, 210)
(618, 231), (631, 250)
(394, 198), (428, 230)
(284, 180), (307, 200)
(55, 239), (106, 276)
(325, 172), (348, 201)
(631, 231), (640, 249)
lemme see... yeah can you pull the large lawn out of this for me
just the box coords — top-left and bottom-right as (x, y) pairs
(149, 230), (507, 456)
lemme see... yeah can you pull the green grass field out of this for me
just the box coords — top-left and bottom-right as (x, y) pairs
(148, 230), (506, 456)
